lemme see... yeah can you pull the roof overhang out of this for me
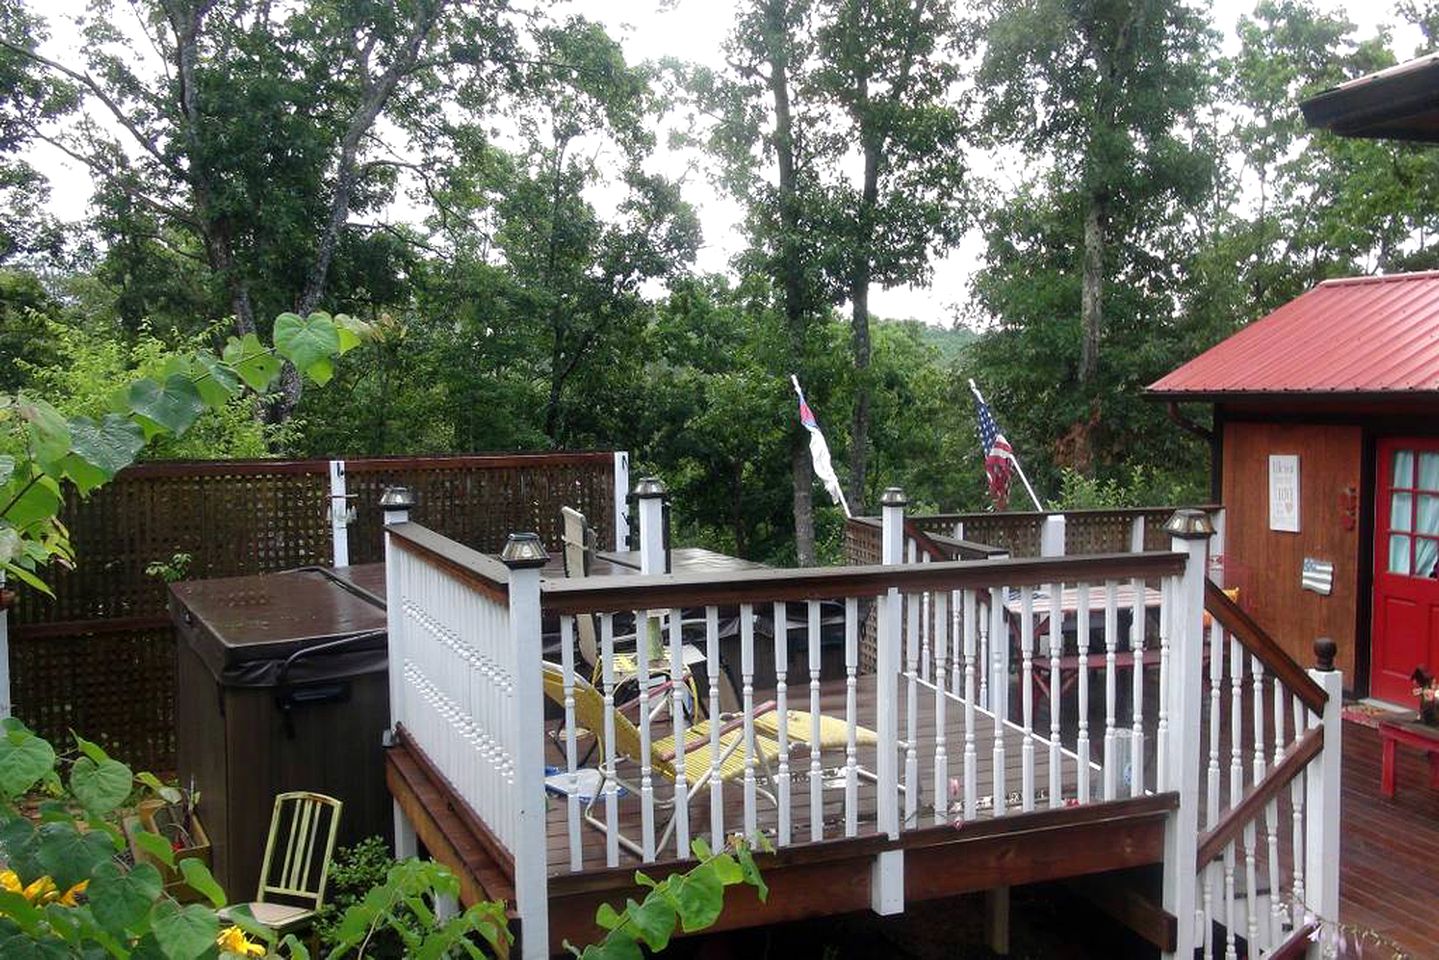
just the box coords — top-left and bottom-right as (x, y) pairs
(1145, 390), (1439, 405)
(1300, 54), (1439, 143)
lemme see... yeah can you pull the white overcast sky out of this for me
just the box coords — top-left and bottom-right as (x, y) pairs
(29, 0), (1427, 326)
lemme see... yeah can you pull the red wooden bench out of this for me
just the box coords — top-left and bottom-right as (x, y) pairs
(1378, 718), (1439, 799)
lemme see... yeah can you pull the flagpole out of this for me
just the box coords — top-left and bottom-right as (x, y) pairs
(791, 375), (852, 518)
(968, 378), (1044, 512)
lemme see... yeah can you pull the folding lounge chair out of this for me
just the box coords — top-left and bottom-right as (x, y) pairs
(541, 663), (782, 858)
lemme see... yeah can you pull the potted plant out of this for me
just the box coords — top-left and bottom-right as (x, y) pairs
(125, 778), (211, 902)
(1411, 666), (1439, 725)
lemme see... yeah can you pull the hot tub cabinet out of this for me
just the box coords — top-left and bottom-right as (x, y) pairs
(169, 565), (392, 896)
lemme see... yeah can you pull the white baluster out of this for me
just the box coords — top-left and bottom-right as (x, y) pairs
(963, 588), (978, 821)
(905, 586), (920, 826)
(560, 616), (582, 871)
(1249, 656), (1267, 948)
(933, 589), (949, 825)
(1224, 839), (1238, 960)
(808, 599), (823, 842)
(741, 603), (758, 838)
(707, 606), (723, 850)
(601, 614), (619, 868)
(990, 585), (1006, 817)
(1103, 580), (1118, 800)
(1020, 586), (1035, 812)
(845, 596), (859, 838)
(1289, 692), (1306, 928)
(1048, 580), (1062, 808)
(637, 610), (656, 861)
(1077, 583), (1091, 804)
(669, 610), (689, 857)
(774, 601), (791, 847)
(1129, 575), (1145, 797)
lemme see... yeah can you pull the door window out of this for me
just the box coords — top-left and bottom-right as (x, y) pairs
(1388, 449), (1439, 578)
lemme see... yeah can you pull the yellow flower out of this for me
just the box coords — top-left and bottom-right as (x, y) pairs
(216, 925), (267, 958)
(0, 869), (20, 894)
(58, 880), (88, 906)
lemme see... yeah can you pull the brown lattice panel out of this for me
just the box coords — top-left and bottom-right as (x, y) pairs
(8, 452), (619, 769)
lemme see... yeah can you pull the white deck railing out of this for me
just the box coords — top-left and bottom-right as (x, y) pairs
(381, 487), (1340, 960)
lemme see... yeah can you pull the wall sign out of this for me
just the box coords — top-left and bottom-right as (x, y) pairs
(1269, 454), (1300, 532)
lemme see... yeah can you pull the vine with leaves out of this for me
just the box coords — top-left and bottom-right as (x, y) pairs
(0, 311), (370, 597)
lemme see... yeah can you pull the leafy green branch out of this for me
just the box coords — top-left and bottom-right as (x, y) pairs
(0, 311), (370, 596)
(568, 836), (771, 960)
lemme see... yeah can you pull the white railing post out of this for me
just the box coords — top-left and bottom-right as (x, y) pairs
(635, 477), (667, 575)
(1041, 513), (1066, 558)
(499, 533), (550, 960)
(1161, 509), (1211, 960)
(872, 487), (905, 915)
(329, 459), (351, 568)
(1305, 638), (1343, 959)
(613, 452), (631, 550)
(380, 486), (418, 859)
(0, 572), (11, 720)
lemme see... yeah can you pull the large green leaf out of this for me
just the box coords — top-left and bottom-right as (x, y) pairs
(274, 311), (340, 385)
(69, 755), (133, 815)
(671, 861), (724, 932)
(59, 455), (107, 497)
(16, 397), (70, 472)
(191, 352), (242, 408)
(221, 334), (283, 393)
(132, 830), (175, 868)
(0, 931), (73, 960)
(34, 823), (114, 890)
(580, 930), (643, 960)
(0, 473), (61, 530)
(624, 895), (675, 951)
(0, 726), (55, 798)
(68, 414), (145, 479)
(150, 902), (218, 960)
(177, 857), (225, 909)
(88, 861), (163, 937)
(127, 375), (205, 437)
(333, 313), (372, 354)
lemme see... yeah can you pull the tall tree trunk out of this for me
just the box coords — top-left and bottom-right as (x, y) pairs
(1079, 193), (1104, 385)
(763, 0), (816, 565)
(848, 130), (880, 512)
(791, 442), (815, 565)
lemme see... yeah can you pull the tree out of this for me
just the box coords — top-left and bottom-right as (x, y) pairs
(810, 0), (968, 510)
(969, 0), (1215, 476)
(1, 0), (520, 424)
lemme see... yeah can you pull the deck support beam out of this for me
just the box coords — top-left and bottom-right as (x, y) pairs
(984, 886), (1010, 955)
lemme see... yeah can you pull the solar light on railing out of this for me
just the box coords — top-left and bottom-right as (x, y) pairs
(380, 485), (416, 525)
(499, 532), (547, 568)
(1163, 507), (1214, 540)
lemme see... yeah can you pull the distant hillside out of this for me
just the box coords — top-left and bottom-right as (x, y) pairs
(919, 324), (977, 364)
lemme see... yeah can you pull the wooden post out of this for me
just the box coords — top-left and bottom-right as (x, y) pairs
(381, 486), (417, 859)
(1305, 638), (1343, 959)
(501, 533), (550, 960)
(329, 459), (350, 568)
(613, 452), (631, 550)
(872, 487), (905, 915)
(1161, 509), (1211, 959)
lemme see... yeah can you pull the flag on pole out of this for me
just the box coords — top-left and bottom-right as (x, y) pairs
(792, 376), (851, 517)
(974, 393), (1016, 510)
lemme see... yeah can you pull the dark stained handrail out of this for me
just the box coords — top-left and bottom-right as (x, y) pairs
(1204, 579), (1328, 715)
(541, 551), (1186, 615)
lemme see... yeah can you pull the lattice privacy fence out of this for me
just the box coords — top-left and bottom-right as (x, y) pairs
(7, 452), (622, 770)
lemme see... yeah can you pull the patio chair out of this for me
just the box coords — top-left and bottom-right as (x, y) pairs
(541, 663), (782, 858)
(219, 792), (342, 937)
(561, 507), (703, 719)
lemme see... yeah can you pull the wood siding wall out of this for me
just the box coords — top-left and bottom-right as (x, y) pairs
(1220, 421), (1361, 678)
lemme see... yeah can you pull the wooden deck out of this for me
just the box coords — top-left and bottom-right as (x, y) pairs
(387, 671), (1178, 956)
(1338, 719), (1439, 959)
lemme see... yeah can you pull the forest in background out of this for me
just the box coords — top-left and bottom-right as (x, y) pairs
(2, 0), (1439, 566)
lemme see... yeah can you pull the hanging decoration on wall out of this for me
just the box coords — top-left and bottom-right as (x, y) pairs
(1339, 484), (1359, 531)
(1301, 557), (1334, 595)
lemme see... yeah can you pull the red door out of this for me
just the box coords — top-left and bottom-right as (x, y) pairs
(1372, 437), (1439, 703)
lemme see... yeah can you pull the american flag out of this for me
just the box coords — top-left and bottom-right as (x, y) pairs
(975, 395), (1016, 510)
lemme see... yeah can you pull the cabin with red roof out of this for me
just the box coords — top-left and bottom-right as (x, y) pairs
(1149, 270), (1439, 701)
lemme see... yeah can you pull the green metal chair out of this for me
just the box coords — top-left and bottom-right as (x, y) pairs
(221, 791), (343, 936)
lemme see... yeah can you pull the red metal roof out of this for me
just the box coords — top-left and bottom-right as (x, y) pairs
(1148, 271), (1439, 398)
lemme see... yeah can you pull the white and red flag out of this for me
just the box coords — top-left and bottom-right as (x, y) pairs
(792, 375), (851, 518)
(969, 379), (1042, 512)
